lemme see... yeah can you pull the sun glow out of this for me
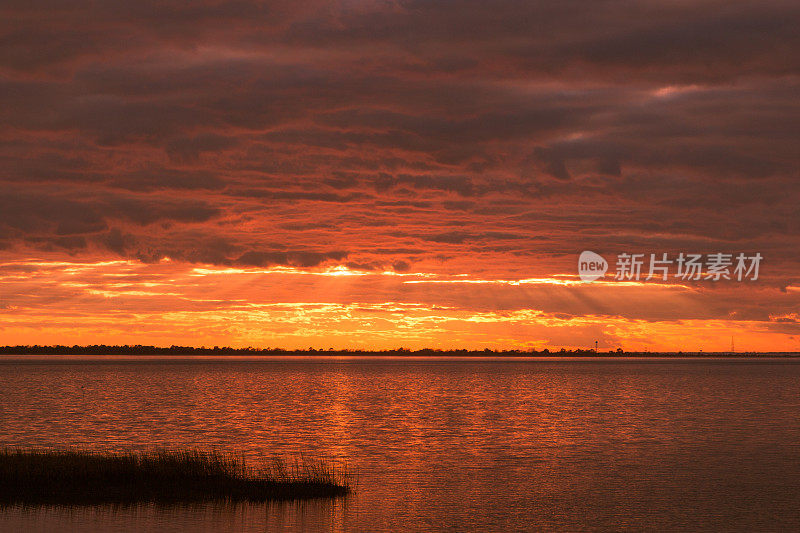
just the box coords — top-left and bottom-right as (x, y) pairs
(0, 258), (795, 352)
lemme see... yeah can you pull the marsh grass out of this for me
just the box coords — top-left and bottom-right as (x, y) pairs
(0, 448), (350, 505)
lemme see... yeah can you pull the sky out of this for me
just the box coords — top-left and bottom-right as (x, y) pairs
(0, 0), (798, 351)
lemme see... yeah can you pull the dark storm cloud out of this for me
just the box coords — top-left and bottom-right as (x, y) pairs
(418, 231), (529, 245)
(113, 167), (227, 191)
(231, 188), (368, 203)
(281, 0), (800, 82)
(3, 1), (798, 79)
(0, 0), (796, 297)
(236, 250), (348, 268)
(0, 188), (220, 255)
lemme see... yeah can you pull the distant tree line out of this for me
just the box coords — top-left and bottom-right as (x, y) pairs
(0, 345), (603, 356)
(0, 345), (773, 356)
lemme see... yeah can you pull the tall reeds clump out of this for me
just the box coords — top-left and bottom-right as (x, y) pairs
(0, 448), (350, 504)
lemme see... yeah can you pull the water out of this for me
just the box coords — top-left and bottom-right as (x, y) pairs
(1, 356), (799, 532)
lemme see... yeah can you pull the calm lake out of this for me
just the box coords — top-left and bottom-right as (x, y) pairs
(1, 356), (799, 532)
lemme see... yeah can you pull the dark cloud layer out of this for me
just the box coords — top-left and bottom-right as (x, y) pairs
(0, 0), (797, 281)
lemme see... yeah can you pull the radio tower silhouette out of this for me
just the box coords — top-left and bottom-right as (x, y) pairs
(731, 336), (735, 353)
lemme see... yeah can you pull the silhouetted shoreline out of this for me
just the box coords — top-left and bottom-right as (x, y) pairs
(0, 345), (796, 357)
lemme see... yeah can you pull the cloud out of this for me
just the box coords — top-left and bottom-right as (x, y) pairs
(0, 0), (796, 347)
(235, 250), (348, 268)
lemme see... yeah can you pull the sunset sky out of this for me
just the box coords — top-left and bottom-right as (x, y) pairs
(1, 1), (798, 351)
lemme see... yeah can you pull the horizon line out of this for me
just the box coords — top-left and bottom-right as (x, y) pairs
(1, 345), (798, 357)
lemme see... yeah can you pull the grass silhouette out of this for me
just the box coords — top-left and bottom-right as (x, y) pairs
(0, 448), (350, 505)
